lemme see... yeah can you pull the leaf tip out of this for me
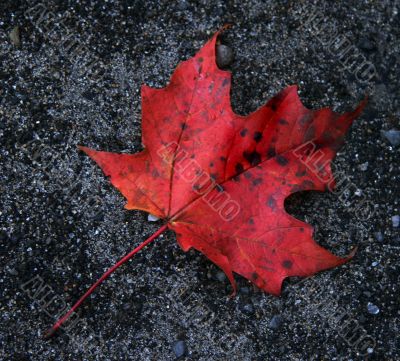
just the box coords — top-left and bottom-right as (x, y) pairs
(77, 145), (89, 153)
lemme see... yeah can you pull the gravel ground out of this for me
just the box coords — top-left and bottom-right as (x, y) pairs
(1, 1), (399, 360)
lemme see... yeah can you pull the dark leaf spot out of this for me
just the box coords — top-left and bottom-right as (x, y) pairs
(216, 184), (224, 192)
(305, 125), (315, 140)
(240, 128), (248, 137)
(279, 118), (289, 125)
(235, 163), (244, 173)
(300, 113), (313, 126)
(292, 185), (302, 193)
(267, 196), (276, 209)
(276, 155), (289, 166)
(282, 260), (293, 269)
(321, 131), (332, 142)
(253, 131), (262, 142)
(301, 180), (315, 189)
(243, 151), (261, 166)
(295, 169), (307, 177)
(267, 148), (276, 157)
(270, 101), (278, 111)
(252, 178), (262, 186)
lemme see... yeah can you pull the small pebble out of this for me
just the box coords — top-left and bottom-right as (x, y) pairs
(147, 214), (159, 222)
(215, 271), (226, 283)
(374, 231), (384, 242)
(173, 340), (187, 358)
(392, 215), (399, 228)
(122, 302), (132, 311)
(52, 71), (61, 80)
(367, 302), (380, 315)
(216, 44), (234, 69)
(381, 129), (400, 147)
(371, 261), (379, 267)
(358, 37), (376, 51)
(241, 303), (255, 315)
(9, 25), (20, 47)
(269, 315), (283, 330)
(176, 0), (188, 11)
(359, 162), (369, 171)
(8, 268), (18, 276)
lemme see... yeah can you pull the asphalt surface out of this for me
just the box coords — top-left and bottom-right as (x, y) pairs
(1, 1), (399, 360)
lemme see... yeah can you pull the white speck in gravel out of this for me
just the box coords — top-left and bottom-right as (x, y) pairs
(355, 189), (363, 196)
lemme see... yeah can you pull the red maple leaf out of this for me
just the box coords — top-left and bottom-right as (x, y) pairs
(47, 30), (366, 336)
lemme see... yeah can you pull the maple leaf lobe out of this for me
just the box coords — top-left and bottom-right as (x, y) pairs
(80, 30), (366, 296)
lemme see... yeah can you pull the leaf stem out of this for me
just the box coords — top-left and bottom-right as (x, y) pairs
(44, 224), (168, 338)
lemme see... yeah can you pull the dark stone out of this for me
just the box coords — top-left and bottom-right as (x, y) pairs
(269, 315), (283, 330)
(216, 44), (234, 69)
(173, 340), (188, 358)
(358, 37), (376, 52)
(176, 0), (188, 11)
(381, 129), (400, 147)
(215, 271), (227, 283)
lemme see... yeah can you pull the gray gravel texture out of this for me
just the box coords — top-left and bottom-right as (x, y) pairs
(1, 1), (399, 360)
